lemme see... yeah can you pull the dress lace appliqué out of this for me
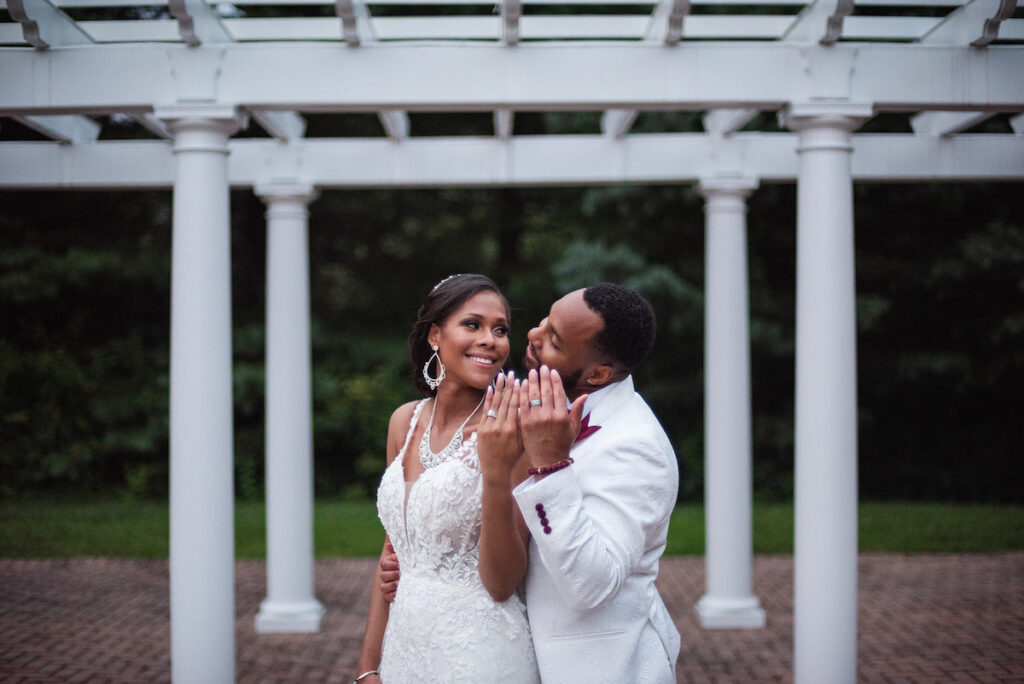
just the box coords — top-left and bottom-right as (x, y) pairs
(376, 399), (539, 683)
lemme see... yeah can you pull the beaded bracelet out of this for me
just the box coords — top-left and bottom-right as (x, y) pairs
(528, 457), (574, 476)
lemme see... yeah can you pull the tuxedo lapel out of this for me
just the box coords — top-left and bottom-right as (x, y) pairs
(570, 376), (635, 455)
(585, 376), (635, 428)
(574, 414), (601, 444)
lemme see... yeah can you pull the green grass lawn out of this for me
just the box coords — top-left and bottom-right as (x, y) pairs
(1, 498), (1021, 559)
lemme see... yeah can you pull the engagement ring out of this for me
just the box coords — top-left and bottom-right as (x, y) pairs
(486, 409), (499, 419)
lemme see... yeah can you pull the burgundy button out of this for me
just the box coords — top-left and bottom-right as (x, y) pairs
(543, 525), (552, 535)
(535, 503), (544, 512)
(540, 517), (549, 526)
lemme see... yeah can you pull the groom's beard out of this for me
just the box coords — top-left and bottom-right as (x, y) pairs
(559, 366), (585, 398)
(522, 346), (585, 399)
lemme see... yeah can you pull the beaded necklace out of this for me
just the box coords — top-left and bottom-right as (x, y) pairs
(418, 393), (485, 469)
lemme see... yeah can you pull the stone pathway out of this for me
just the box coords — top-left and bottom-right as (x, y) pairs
(1, 554), (1021, 682)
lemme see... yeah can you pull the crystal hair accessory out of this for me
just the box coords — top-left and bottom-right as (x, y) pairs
(432, 274), (465, 291)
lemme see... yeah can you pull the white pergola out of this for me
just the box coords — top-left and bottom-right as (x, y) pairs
(2, 0), (1022, 681)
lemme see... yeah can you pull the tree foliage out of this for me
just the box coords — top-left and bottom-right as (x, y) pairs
(1, 178), (1022, 502)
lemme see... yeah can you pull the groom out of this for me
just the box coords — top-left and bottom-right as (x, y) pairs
(383, 283), (680, 681)
(512, 283), (680, 682)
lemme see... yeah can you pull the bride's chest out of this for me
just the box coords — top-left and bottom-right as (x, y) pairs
(380, 458), (483, 538)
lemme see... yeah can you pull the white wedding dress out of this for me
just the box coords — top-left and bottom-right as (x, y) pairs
(376, 399), (540, 683)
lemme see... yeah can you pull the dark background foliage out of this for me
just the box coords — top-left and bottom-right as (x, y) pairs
(1, 177), (1021, 502)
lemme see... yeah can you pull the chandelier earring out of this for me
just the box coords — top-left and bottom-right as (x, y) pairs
(423, 345), (446, 390)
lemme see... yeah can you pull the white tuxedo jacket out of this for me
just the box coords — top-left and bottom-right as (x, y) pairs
(513, 376), (680, 683)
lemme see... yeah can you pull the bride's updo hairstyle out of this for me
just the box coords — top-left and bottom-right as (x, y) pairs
(409, 274), (511, 397)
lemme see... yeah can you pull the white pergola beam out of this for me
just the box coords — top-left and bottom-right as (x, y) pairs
(335, 0), (373, 46)
(335, 0), (359, 46)
(601, 109), (639, 139)
(654, 0), (691, 45)
(1011, 113), (1024, 135)
(168, 0), (232, 46)
(4, 133), (1023, 189)
(704, 109), (759, 136)
(601, 0), (682, 144)
(822, 0), (855, 44)
(3, 43), (1021, 114)
(502, 0), (522, 45)
(494, 110), (514, 140)
(377, 110), (409, 141)
(62, 13), (804, 43)
(972, 0), (1018, 46)
(6, 0), (92, 48)
(249, 110), (307, 141)
(132, 113), (172, 139)
(782, 0), (855, 44)
(13, 114), (100, 143)
(921, 0), (1018, 46)
(911, 110), (995, 136)
(367, 15), (650, 41)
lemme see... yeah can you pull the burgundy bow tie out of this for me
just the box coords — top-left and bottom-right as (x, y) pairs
(574, 413), (601, 444)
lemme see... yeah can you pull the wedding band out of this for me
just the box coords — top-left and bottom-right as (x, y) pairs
(529, 399), (542, 407)
(486, 409), (499, 419)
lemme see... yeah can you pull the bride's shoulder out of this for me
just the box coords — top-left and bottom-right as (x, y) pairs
(385, 399), (427, 461)
(389, 399), (423, 427)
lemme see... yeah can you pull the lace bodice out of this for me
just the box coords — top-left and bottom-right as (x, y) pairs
(375, 399), (539, 683)
(378, 400), (484, 587)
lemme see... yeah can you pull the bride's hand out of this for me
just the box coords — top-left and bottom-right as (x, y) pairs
(476, 372), (522, 481)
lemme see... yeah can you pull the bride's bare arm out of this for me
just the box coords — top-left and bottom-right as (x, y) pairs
(354, 538), (394, 681)
(477, 374), (530, 602)
(354, 402), (417, 681)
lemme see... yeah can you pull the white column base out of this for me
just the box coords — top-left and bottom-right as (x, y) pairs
(696, 594), (767, 629)
(255, 599), (326, 633)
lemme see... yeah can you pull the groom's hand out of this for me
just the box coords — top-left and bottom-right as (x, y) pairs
(379, 540), (399, 602)
(519, 366), (587, 472)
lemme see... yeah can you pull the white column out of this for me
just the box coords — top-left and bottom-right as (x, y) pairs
(157, 104), (246, 684)
(695, 176), (766, 630)
(254, 182), (325, 633)
(783, 103), (870, 684)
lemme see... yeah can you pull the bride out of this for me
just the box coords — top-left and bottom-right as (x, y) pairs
(354, 274), (540, 683)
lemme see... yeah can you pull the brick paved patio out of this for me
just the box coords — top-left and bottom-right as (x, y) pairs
(2, 554), (1022, 682)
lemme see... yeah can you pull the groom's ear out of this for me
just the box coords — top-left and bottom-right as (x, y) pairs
(585, 362), (615, 387)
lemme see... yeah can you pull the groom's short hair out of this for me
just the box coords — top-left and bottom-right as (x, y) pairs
(582, 283), (656, 372)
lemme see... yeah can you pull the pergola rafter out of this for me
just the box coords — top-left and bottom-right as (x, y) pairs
(12, 112), (99, 142)
(2, 1), (1022, 682)
(922, 0), (1019, 45)
(6, 0), (92, 48)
